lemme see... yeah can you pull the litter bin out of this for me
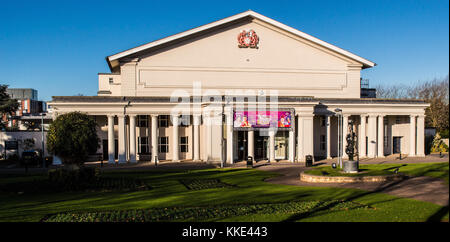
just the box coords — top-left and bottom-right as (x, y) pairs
(305, 155), (313, 167)
(247, 156), (253, 168)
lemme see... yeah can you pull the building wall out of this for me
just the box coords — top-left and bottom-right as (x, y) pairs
(0, 131), (49, 157)
(387, 115), (412, 155)
(99, 19), (363, 99)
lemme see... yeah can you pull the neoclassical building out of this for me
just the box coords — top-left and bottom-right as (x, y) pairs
(49, 10), (428, 164)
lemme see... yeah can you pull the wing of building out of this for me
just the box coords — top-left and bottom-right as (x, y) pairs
(48, 10), (428, 164)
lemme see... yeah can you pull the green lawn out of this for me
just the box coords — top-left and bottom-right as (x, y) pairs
(305, 162), (449, 184)
(0, 162), (448, 222)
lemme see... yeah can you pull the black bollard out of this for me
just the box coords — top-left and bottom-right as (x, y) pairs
(247, 156), (253, 168)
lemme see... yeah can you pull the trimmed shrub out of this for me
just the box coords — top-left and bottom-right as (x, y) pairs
(47, 112), (100, 166)
(48, 167), (100, 191)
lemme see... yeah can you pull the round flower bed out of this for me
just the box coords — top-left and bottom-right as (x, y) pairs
(300, 171), (405, 183)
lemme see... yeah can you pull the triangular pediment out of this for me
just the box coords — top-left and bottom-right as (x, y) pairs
(107, 10), (375, 71)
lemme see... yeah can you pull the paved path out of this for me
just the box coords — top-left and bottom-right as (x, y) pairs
(256, 163), (449, 206)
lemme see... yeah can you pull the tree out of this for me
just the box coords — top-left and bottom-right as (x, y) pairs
(0, 84), (19, 129)
(47, 112), (100, 168)
(408, 76), (449, 133)
(375, 75), (449, 133)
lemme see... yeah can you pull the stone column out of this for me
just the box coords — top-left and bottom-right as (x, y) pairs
(377, 114), (385, 158)
(151, 115), (158, 163)
(248, 130), (254, 159)
(289, 129), (295, 162)
(129, 115), (137, 163)
(326, 115), (331, 159)
(107, 115), (115, 164)
(359, 114), (367, 158)
(193, 114), (201, 161)
(225, 108), (234, 164)
(409, 115), (417, 157)
(342, 115), (349, 159)
(269, 130), (276, 162)
(172, 115), (180, 162)
(416, 115), (425, 157)
(296, 115), (304, 161)
(118, 114), (127, 163)
(367, 114), (377, 158)
(303, 115), (314, 159)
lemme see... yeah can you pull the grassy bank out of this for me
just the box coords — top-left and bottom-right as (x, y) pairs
(0, 163), (448, 222)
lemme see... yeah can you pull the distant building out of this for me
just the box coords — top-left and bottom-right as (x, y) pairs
(3, 88), (47, 130)
(360, 79), (377, 98)
(6, 88), (38, 100)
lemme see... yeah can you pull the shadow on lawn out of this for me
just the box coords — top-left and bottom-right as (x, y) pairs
(282, 176), (426, 222)
(426, 201), (449, 222)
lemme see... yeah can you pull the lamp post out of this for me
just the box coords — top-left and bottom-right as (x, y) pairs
(334, 108), (342, 168)
(41, 113), (46, 168)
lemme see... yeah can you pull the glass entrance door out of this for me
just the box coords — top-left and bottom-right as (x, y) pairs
(255, 133), (268, 161)
(393, 137), (401, 154)
(237, 131), (247, 161)
(275, 131), (288, 160)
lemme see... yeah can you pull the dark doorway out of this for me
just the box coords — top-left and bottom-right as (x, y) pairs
(255, 131), (269, 161)
(237, 131), (248, 161)
(393, 137), (401, 154)
(102, 139), (118, 160)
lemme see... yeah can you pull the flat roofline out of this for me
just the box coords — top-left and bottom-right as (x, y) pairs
(50, 96), (427, 104)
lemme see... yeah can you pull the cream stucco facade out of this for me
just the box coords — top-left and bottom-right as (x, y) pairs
(49, 11), (428, 164)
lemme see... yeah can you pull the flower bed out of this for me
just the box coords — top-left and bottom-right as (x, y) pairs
(42, 200), (373, 222)
(300, 171), (405, 183)
(179, 179), (235, 190)
(0, 177), (151, 193)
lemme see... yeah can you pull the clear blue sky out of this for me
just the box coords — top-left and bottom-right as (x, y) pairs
(1, 0), (448, 101)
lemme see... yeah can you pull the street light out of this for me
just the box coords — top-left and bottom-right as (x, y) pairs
(334, 108), (342, 168)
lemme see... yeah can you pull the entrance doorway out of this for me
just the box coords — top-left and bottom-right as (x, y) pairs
(237, 131), (248, 161)
(275, 131), (288, 160)
(255, 131), (268, 161)
(393, 136), (402, 154)
(102, 139), (118, 160)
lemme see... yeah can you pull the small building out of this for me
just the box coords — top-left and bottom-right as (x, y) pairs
(48, 10), (428, 163)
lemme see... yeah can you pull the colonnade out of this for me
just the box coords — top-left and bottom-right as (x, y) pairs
(105, 112), (425, 164)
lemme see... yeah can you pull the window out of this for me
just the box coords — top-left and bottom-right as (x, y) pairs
(179, 115), (190, 127)
(158, 115), (170, 127)
(138, 137), (149, 154)
(384, 124), (388, 148)
(137, 115), (148, 127)
(109, 77), (114, 84)
(159, 136), (169, 153)
(320, 116), (326, 127)
(180, 136), (189, 153)
(320, 135), (326, 151)
(365, 136), (368, 154)
(396, 116), (401, 124)
(24, 100), (28, 113)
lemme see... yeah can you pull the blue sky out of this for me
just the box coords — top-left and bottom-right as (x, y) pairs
(0, 0), (448, 101)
